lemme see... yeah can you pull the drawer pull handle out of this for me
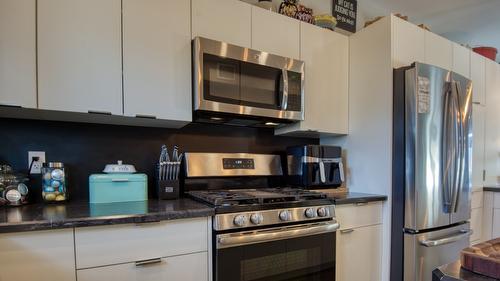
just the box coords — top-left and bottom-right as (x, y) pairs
(355, 202), (367, 206)
(88, 110), (112, 115)
(136, 114), (157, 119)
(340, 229), (354, 234)
(135, 258), (163, 267)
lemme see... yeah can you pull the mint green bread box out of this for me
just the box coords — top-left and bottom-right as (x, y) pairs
(89, 173), (148, 204)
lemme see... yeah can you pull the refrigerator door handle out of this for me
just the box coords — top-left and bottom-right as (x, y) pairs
(450, 81), (463, 213)
(419, 229), (472, 247)
(441, 82), (454, 211)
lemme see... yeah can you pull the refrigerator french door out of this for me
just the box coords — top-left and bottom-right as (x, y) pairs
(391, 63), (473, 281)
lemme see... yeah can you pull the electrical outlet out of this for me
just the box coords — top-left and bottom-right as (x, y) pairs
(28, 151), (46, 174)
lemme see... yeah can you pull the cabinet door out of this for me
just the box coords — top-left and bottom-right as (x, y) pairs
(470, 207), (483, 243)
(38, 0), (123, 115)
(122, 0), (191, 124)
(251, 7), (300, 59)
(392, 15), (425, 68)
(192, 0), (251, 47)
(77, 252), (208, 281)
(0, 229), (76, 281)
(0, 0), (37, 108)
(484, 60), (500, 186)
(493, 209), (500, 238)
(277, 23), (348, 136)
(452, 43), (470, 79)
(472, 104), (485, 188)
(336, 224), (382, 281)
(470, 51), (486, 105)
(424, 31), (453, 70)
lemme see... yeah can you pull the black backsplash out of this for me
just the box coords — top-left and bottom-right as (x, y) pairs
(1, 118), (317, 203)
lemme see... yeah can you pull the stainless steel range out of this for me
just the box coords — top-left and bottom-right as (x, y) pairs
(184, 153), (339, 281)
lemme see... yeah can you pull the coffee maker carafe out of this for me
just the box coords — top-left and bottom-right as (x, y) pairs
(286, 145), (344, 188)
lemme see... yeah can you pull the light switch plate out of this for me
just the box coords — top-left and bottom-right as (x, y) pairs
(28, 151), (46, 174)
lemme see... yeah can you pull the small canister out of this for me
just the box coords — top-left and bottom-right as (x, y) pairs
(42, 162), (67, 203)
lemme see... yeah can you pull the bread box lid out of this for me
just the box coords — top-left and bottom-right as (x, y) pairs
(89, 173), (147, 183)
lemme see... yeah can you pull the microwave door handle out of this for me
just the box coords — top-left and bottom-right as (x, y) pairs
(281, 68), (289, 110)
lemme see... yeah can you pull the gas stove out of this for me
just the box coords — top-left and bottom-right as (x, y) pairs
(184, 152), (339, 281)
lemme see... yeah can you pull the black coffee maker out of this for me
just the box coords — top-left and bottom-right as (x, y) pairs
(286, 145), (344, 189)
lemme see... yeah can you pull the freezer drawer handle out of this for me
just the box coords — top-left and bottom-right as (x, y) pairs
(419, 229), (472, 247)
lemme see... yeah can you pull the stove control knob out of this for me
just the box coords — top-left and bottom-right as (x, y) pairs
(279, 210), (292, 222)
(233, 214), (248, 227)
(317, 207), (328, 217)
(304, 208), (316, 218)
(250, 213), (264, 225)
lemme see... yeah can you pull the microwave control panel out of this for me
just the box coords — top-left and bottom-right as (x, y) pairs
(223, 158), (255, 169)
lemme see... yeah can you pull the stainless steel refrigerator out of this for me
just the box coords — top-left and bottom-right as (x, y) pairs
(391, 62), (473, 281)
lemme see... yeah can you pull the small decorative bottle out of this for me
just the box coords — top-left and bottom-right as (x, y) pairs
(278, 0), (298, 18)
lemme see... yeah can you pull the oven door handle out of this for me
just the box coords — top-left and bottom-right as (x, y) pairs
(217, 221), (340, 249)
(280, 68), (289, 110)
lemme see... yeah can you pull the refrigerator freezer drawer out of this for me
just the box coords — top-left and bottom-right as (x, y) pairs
(404, 223), (471, 281)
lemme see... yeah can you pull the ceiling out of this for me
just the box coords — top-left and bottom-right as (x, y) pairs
(358, 0), (500, 61)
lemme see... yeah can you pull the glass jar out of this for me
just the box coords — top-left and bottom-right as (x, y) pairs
(42, 162), (67, 203)
(0, 165), (30, 206)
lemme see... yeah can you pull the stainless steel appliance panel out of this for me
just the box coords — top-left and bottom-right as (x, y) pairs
(404, 63), (452, 231)
(403, 222), (471, 281)
(450, 72), (473, 224)
(193, 37), (305, 121)
(185, 153), (283, 177)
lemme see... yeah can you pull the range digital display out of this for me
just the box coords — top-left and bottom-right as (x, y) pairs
(222, 158), (255, 169)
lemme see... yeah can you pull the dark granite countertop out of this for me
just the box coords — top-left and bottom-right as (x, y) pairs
(327, 192), (388, 205)
(433, 260), (498, 281)
(0, 199), (214, 233)
(483, 186), (500, 192)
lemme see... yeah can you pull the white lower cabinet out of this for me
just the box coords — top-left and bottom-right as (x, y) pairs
(0, 229), (76, 281)
(77, 252), (208, 281)
(336, 224), (382, 281)
(335, 202), (383, 281)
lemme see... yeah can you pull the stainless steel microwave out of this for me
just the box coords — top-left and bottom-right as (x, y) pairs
(193, 37), (305, 127)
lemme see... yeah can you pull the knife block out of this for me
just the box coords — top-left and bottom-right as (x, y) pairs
(156, 179), (179, 200)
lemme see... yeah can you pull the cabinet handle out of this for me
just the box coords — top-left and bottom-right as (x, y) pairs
(340, 229), (355, 234)
(355, 202), (368, 206)
(0, 103), (22, 108)
(111, 178), (129, 182)
(88, 110), (112, 115)
(136, 114), (157, 119)
(135, 258), (163, 267)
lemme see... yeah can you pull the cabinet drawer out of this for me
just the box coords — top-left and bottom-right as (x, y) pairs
(335, 202), (383, 230)
(77, 252), (208, 281)
(494, 192), (500, 208)
(471, 191), (483, 209)
(75, 217), (208, 269)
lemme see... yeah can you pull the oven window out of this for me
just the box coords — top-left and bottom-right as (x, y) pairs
(216, 232), (335, 281)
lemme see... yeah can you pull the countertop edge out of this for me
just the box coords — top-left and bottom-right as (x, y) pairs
(332, 195), (388, 205)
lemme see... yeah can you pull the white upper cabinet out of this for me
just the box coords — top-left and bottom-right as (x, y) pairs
(471, 51), (486, 105)
(452, 43), (470, 79)
(122, 0), (191, 125)
(251, 7), (300, 59)
(392, 16), (425, 68)
(0, 0), (37, 108)
(37, 0), (123, 115)
(192, 0), (251, 47)
(472, 104), (485, 188)
(424, 31), (453, 70)
(276, 23), (349, 136)
(484, 59), (500, 186)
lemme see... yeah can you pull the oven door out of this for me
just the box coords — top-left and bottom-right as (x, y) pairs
(215, 221), (339, 281)
(193, 37), (305, 121)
